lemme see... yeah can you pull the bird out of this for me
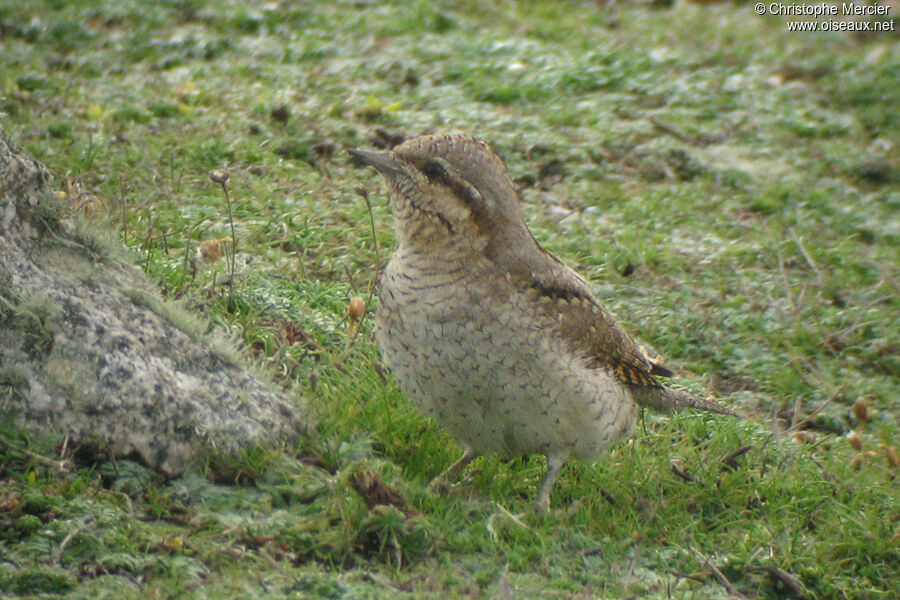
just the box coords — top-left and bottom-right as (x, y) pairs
(350, 134), (735, 510)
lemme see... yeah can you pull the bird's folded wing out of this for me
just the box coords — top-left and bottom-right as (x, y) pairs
(514, 254), (737, 417)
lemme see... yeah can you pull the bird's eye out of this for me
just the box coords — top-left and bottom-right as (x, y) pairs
(422, 160), (448, 181)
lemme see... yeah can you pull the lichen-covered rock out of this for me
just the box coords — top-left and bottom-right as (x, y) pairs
(0, 132), (309, 474)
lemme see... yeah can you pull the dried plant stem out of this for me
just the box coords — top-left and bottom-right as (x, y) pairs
(211, 169), (238, 310)
(52, 517), (95, 566)
(117, 172), (128, 245)
(0, 435), (69, 473)
(687, 543), (745, 598)
(783, 382), (848, 436)
(222, 184), (236, 307)
(344, 186), (381, 352)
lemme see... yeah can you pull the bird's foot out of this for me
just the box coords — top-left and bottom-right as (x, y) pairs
(426, 475), (456, 494)
(530, 497), (551, 512)
(532, 454), (568, 512)
(427, 449), (476, 494)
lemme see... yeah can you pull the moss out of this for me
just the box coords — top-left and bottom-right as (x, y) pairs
(21, 490), (57, 515)
(199, 443), (281, 485)
(0, 367), (30, 405)
(0, 566), (76, 595)
(13, 74), (46, 92)
(13, 514), (42, 538)
(30, 194), (68, 234)
(0, 291), (17, 322)
(68, 216), (131, 263)
(273, 140), (312, 162)
(207, 329), (243, 368)
(122, 287), (243, 367)
(41, 353), (93, 405)
(148, 102), (182, 119)
(46, 121), (72, 139)
(111, 105), (150, 124)
(123, 287), (206, 342)
(13, 295), (60, 360)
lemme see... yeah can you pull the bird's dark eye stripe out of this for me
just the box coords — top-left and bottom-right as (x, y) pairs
(420, 157), (487, 214)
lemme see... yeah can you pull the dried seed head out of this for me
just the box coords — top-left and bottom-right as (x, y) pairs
(348, 297), (366, 322)
(882, 444), (899, 468)
(354, 185), (369, 200)
(853, 397), (872, 423)
(847, 430), (863, 451)
(194, 237), (232, 264)
(210, 169), (229, 184)
(347, 296), (367, 338)
(850, 451), (878, 471)
(793, 431), (817, 444)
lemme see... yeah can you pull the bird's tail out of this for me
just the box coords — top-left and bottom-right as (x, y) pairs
(631, 384), (739, 417)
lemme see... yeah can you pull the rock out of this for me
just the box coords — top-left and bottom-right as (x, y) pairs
(0, 131), (308, 474)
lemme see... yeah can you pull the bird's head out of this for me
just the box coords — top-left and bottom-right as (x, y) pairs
(350, 135), (535, 258)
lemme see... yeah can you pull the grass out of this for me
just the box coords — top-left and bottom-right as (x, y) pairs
(1, 0), (897, 598)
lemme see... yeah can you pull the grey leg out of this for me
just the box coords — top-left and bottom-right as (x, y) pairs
(533, 453), (567, 511)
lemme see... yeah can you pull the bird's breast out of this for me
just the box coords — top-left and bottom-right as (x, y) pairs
(374, 250), (636, 460)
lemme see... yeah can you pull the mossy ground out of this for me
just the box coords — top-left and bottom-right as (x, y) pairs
(1, 1), (897, 598)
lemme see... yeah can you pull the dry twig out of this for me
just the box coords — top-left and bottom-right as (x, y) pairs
(0, 435), (70, 474)
(687, 543), (746, 598)
(783, 383), (847, 436)
(343, 185), (381, 352)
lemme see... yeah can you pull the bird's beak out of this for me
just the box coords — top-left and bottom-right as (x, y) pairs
(348, 148), (404, 175)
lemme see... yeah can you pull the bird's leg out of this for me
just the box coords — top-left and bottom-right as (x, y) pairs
(428, 448), (476, 493)
(532, 454), (567, 511)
